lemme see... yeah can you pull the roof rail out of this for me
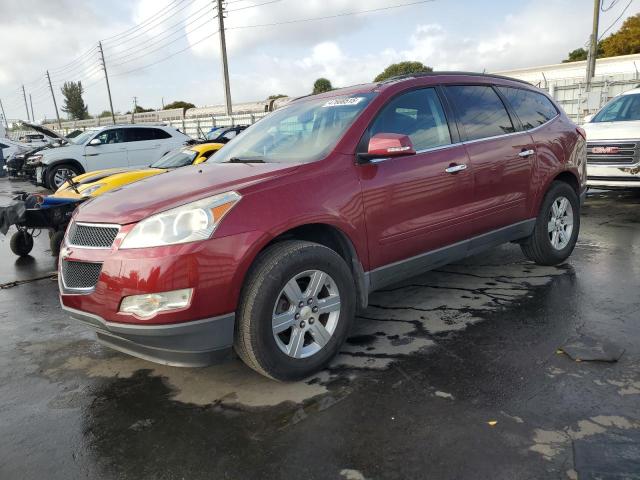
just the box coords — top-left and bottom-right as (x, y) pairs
(379, 71), (532, 86)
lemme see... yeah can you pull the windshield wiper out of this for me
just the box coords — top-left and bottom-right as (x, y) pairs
(227, 157), (265, 164)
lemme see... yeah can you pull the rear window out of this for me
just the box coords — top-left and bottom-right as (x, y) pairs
(446, 85), (515, 141)
(498, 86), (558, 129)
(125, 128), (171, 142)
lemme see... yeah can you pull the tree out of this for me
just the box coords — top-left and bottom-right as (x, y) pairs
(133, 105), (154, 113)
(562, 14), (640, 62)
(98, 110), (113, 118)
(60, 81), (89, 120)
(601, 13), (640, 57)
(312, 78), (333, 94)
(268, 94), (287, 100)
(562, 48), (588, 63)
(374, 61), (433, 82)
(163, 100), (196, 112)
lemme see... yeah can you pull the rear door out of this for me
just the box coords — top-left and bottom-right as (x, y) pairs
(358, 87), (475, 283)
(444, 84), (535, 235)
(124, 127), (170, 167)
(83, 128), (128, 171)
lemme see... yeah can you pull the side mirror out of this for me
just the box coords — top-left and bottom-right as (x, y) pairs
(357, 133), (416, 163)
(583, 114), (594, 123)
(88, 138), (102, 146)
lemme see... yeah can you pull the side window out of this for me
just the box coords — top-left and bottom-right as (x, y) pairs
(222, 130), (237, 140)
(153, 128), (172, 139)
(369, 88), (451, 151)
(498, 86), (558, 129)
(95, 129), (124, 144)
(124, 128), (158, 142)
(445, 85), (514, 141)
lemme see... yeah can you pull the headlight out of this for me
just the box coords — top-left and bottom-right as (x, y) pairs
(27, 154), (43, 165)
(120, 191), (241, 249)
(80, 184), (104, 197)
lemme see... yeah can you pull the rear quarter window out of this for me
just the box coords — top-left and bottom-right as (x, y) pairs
(498, 86), (558, 129)
(445, 85), (515, 141)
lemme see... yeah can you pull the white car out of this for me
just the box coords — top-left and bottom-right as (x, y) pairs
(583, 87), (640, 189)
(30, 124), (190, 189)
(0, 137), (31, 160)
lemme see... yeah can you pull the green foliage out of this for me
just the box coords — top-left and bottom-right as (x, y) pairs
(163, 100), (196, 112)
(98, 110), (113, 118)
(60, 81), (89, 120)
(312, 78), (333, 94)
(133, 105), (154, 113)
(268, 94), (287, 100)
(374, 61), (433, 82)
(563, 14), (640, 62)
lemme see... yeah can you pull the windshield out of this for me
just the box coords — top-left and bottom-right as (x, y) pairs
(150, 148), (198, 168)
(212, 93), (376, 164)
(206, 128), (225, 140)
(70, 130), (98, 145)
(592, 93), (640, 122)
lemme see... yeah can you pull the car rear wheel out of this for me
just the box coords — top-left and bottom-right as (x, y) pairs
(520, 181), (580, 266)
(46, 164), (80, 190)
(10, 230), (34, 257)
(234, 240), (355, 381)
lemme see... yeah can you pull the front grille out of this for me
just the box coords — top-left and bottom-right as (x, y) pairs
(587, 142), (638, 166)
(61, 260), (103, 290)
(68, 222), (119, 248)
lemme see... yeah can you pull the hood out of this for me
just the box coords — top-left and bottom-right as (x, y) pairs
(20, 121), (66, 141)
(75, 161), (301, 224)
(582, 120), (640, 141)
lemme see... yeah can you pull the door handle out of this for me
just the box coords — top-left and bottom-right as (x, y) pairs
(445, 164), (467, 174)
(518, 149), (535, 158)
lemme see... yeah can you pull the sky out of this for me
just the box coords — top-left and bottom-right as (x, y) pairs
(0, 0), (637, 121)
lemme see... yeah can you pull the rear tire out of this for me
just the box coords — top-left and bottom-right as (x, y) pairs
(46, 164), (80, 191)
(520, 181), (580, 266)
(234, 240), (355, 381)
(10, 231), (34, 257)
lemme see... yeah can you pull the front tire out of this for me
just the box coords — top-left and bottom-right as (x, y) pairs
(10, 231), (34, 257)
(521, 181), (580, 266)
(46, 164), (80, 191)
(234, 241), (356, 381)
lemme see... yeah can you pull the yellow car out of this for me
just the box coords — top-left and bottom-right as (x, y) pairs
(54, 143), (224, 199)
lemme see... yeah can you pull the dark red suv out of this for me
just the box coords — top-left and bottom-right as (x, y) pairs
(59, 72), (587, 380)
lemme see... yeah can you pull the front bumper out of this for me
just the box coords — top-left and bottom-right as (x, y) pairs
(587, 164), (640, 188)
(63, 305), (234, 366)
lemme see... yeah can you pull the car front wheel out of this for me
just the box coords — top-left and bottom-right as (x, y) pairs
(520, 180), (580, 266)
(46, 164), (80, 190)
(234, 240), (355, 381)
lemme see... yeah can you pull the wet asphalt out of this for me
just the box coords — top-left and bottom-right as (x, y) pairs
(0, 177), (639, 480)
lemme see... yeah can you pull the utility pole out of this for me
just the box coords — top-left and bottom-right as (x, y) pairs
(132, 96), (138, 124)
(0, 99), (8, 128)
(216, 0), (233, 115)
(586, 0), (601, 91)
(21, 85), (30, 122)
(98, 41), (116, 125)
(46, 70), (62, 129)
(29, 94), (35, 123)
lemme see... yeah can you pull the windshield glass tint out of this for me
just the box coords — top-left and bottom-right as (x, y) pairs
(71, 131), (97, 145)
(212, 93), (376, 163)
(150, 149), (198, 168)
(593, 94), (640, 122)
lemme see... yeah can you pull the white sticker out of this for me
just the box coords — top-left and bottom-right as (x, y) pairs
(322, 97), (364, 107)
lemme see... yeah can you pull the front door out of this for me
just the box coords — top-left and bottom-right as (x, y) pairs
(357, 87), (475, 288)
(83, 128), (128, 171)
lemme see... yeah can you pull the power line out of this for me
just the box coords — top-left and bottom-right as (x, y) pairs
(601, 0), (620, 11)
(225, 0), (437, 31)
(599, 0), (634, 39)
(227, 0), (282, 12)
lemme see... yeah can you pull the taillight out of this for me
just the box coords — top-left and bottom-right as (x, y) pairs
(576, 126), (587, 140)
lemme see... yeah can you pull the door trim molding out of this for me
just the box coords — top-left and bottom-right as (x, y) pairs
(366, 218), (536, 292)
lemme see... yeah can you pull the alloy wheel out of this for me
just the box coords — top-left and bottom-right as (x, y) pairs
(272, 269), (341, 359)
(53, 168), (73, 188)
(548, 196), (574, 250)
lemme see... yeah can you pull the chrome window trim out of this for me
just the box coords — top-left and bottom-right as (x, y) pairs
(67, 222), (121, 250)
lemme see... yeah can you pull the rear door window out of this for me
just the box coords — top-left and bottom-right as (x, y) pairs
(498, 86), (558, 129)
(125, 128), (162, 142)
(445, 85), (515, 141)
(369, 88), (452, 151)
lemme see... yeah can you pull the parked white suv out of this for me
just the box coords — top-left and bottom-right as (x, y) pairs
(30, 124), (190, 189)
(583, 87), (640, 188)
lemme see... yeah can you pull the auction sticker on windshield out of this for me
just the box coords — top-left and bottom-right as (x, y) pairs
(322, 97), (365, 107)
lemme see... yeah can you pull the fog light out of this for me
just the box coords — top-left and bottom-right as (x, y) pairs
(120, 288), (193, 318)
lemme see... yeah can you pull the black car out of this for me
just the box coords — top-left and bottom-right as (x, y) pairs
(205, 125), (248, 144)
